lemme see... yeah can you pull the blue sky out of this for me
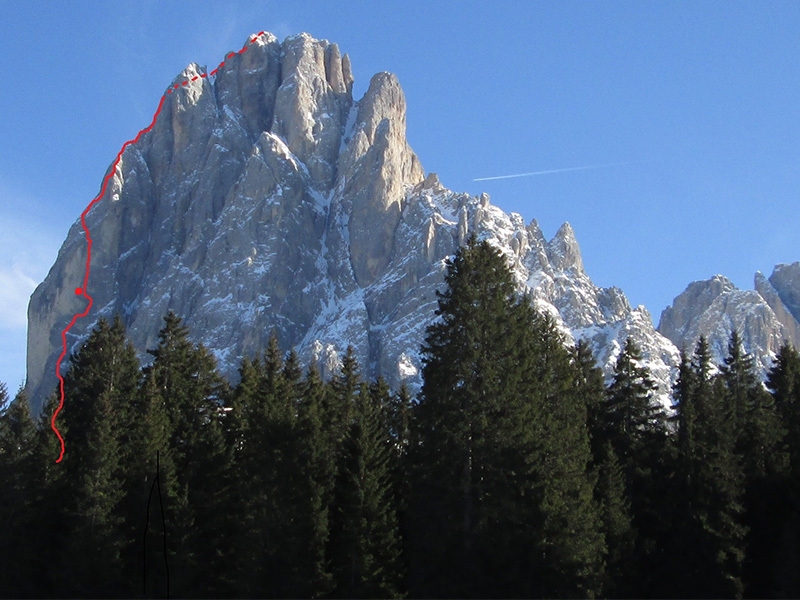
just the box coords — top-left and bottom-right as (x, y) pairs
(1, 1), (799, 391)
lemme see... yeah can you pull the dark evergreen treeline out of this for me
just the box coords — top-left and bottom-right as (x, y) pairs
(2, 238), (800, 598)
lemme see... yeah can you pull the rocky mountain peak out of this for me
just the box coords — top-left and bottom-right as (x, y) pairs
(547, 222), (584, 274)
(271, 34), (354, 190)
(658, 268), (800, 375)
(27, 31), (681, 414)
(659, 275), (734, 346)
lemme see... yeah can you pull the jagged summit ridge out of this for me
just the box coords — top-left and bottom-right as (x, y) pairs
(26, 31), (678, 413)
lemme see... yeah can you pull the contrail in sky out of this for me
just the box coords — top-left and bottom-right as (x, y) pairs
(473, 161), (632, 181)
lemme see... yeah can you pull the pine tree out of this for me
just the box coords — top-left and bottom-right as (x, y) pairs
(766, 343), (800, 596)
(329, 376), (404, 598)
(408, 238), (532, 597)
(291, 364), (336, 598)
(722, 332), (788, 482)
(604, 338), (664, 467)
(409, 238), (604, 598)
(144, 312), (229, 596)
(768, 343), (800, 475)
(128, 370), (179, 598)
(720, 333), (790, 597)
(526, 313), (605, 598)
(574, 339), (632, 597)
(0, 386), (42, 596)
(671, 337), (748, 598)
(58, 316), (141, 596)
(594, 441), (633, 596)
(601, 337), (671, 595)
(27, 390), (71, 597)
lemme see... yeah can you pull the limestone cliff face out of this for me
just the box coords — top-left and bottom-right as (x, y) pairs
(27, 31), (678, 414)
(339, 72), (425, 285)
(658, 266), (800, 374)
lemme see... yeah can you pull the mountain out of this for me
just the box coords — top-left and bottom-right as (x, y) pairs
(26, 31), (682, 414)
(658, 263), (800, 372)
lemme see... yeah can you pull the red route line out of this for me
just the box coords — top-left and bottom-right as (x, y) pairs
(51, 32), (268, 463)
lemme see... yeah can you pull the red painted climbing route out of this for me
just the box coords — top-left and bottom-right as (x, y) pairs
(51, 32), (268, 463)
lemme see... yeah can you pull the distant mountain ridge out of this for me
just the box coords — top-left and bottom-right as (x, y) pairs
(658, 263), (800, 371)
(25, 31), (793, 413)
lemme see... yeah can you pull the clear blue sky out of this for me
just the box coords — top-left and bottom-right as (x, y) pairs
(1, 1), (799, 392)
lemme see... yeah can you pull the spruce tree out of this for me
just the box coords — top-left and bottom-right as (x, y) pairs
(526, 313), (605, 598)
(575, 339), (607, 459)
(768, 343), (800, 475)
(292, 364), (336, 597)
(59, 316), (141, 596)
(388, 383), (413, 462)
(594, 440), (633, 596)
(254, 336), (301, 597)
(328, 378), (404, 598)
(129, 370), (179, 598)
(387, 381), (414, 585)
(720, 333), (790, 597)
(217, 354), (259, 594)
(327, 345), (359, 452)
(604, 338), (664, 466)
(28, 390), (71, 597)
(672, 337), (748, 598)
(144, 312), (229, 596)
(0, 386), (42, 596)
(574, 339), (632, 596)
(768, 343), (800, 596)
(223, 334), (307, 597)
(408, 238), (532, 597)
(409, 238), (604, 598)
(722, 332), (788, 481)
(0, 389), (73, 598)
(601, 337), (670, 595)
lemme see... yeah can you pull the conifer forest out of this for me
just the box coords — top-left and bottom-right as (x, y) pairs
(2, 239), (800, 599)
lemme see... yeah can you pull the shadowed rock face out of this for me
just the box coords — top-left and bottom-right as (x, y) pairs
(27, 31), (680, 414)
(769, 262), (800, 325)
(658, 265), (800, 374)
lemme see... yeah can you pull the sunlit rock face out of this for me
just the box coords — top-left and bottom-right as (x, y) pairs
(27, 31), (682, 413)
(658, 264), (800, 374)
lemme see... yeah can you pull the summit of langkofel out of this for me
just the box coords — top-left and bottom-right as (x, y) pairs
(25, 32), (798, 413)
